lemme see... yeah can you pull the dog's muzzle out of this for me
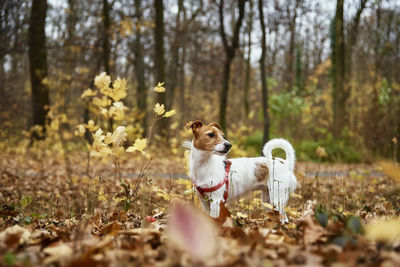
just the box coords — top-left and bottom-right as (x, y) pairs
(222, 142), (232, 153)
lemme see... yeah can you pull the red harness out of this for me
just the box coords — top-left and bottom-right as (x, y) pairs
(195, 160), (232, 202)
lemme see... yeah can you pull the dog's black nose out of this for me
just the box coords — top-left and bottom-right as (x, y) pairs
(224, 142), (232, 151)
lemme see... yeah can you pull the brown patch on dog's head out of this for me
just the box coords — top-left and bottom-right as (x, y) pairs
(186, 120), (203, 133)
(255, 163), (269, 182)
(186, 121), (231, 153)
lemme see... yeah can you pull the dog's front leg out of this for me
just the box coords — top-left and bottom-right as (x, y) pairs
(209, 200), (221, 218)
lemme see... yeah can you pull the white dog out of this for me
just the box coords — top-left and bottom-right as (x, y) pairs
(186, 121), (297, 223)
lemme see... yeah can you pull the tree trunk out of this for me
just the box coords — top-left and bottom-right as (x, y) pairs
(284, 0), (300, 92)
(102, 0), (111, 74)
(294, 45), (303, 94)
(29, 0), (49, 140)
(345, 0), (368, 82)
(62, 0), (76, 117)
(258, 0), (269, 144)
(333, 0), (345, 137)
(217, 0), (246, 133)
(285, 21), (296, 91)
(134, 0), (147, 135)
(178, 34), (186, 123)
(154, 0), (167, 137)
(166, 0), (183, 110)
(243, 0), (253, 118)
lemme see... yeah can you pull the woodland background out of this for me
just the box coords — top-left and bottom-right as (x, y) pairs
(1, 0), (400, 266)
(0, 0), (399, 162)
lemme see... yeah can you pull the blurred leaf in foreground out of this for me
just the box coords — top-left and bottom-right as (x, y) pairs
(365, 218), (400, 243)
(167, 201), (217, 261)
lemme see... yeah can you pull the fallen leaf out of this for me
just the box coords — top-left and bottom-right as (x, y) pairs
(299, 213), (327, 245)
(146, 216), (156, 223)
(167, 200), (217, 260)
(0, 225), (31, 250)
(43, 243), (73, 264)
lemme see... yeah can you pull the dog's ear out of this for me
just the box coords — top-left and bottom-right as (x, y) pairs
(186, 120), (203, 134)
(209, 122), (221, 131)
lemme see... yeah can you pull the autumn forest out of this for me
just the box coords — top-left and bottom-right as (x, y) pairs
(0, 0), (400, 266)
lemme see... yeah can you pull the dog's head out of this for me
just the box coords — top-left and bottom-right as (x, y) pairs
(186, 120), (232, 155)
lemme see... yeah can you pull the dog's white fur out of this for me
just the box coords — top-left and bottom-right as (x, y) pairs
(188, 136), (297, 223)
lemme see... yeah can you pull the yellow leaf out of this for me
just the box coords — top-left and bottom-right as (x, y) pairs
(392, 137), (398, 144)
(262, 202), (274, 210)
(154, 103), (165, 116)
(75, 124), (86, 136)
(236, 212), (248, 218)
(316, 146), (328, 158)
(108, 101), (127, 120)
(86, 120), (98, 132)
(93, 96), (111, 107)
(94, 72), (111, 91)
(154, 82), (166, 93)
(127, 138), (147, 153)
(290, 193), (302, 199)
(110, 126), (127, 147)
(111, 77), (127, 101)
(163, 109), (176, 117)
(81, 88), (97, 98)
(98, 187), (107, 202)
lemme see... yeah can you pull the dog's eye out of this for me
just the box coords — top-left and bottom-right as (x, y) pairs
(208, 133), (215, 138)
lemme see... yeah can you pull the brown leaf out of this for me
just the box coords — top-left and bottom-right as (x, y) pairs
(214, 201), (231, 225)
(299, 213), (327, 245)
(101, 221), (121, 236)
(0, 225), (31, 250)
(43, 242), (73, 264)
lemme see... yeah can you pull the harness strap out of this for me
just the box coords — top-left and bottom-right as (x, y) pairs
(195, 160), (231, 202)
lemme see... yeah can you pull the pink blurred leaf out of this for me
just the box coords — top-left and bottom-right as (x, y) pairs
(167, 201), (217, 260)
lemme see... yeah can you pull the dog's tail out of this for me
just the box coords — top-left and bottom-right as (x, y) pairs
(263, 138), (295, 172)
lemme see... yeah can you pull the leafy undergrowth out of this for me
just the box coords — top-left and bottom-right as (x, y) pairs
(1, 154), (400, 266)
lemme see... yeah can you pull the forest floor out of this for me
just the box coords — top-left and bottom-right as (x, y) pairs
(1, 151), (400, 266)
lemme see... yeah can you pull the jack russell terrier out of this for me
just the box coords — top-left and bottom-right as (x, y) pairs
(186, 121), (297, 223)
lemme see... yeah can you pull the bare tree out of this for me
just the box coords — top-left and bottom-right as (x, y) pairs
(102, 0), (111, 74)
(154, 0), (167, 137)
(259, 0), (270, 143)
(243, 0), (253, 117)
(333, 0), (345, 137)
(134, 0), (147, 135)
(217, 0), (246, 133)
(29, 0), (50, 140)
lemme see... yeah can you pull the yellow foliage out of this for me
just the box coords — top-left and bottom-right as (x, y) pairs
(94, 72), (111, 91)
(378, 161), (400, 183)
(176, 178), (192, 189)
(93, 96), (112, 108)
(316, 146), (328, 158)
(107, 101), (127, 121)
(81, 88), (97, 98)
(119, 18), (133, 37)
(111, 77), (127, 101)
(98, 187), (107, 202)
(154, 103), (165, 116)
(365, 218), (400, 242)
(163, 109), (176, 118)
(154, 82), (166, 93)
(126, 138), (147, 153)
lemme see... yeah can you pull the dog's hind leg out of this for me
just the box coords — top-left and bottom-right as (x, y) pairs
(259, 185), (270, 203)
